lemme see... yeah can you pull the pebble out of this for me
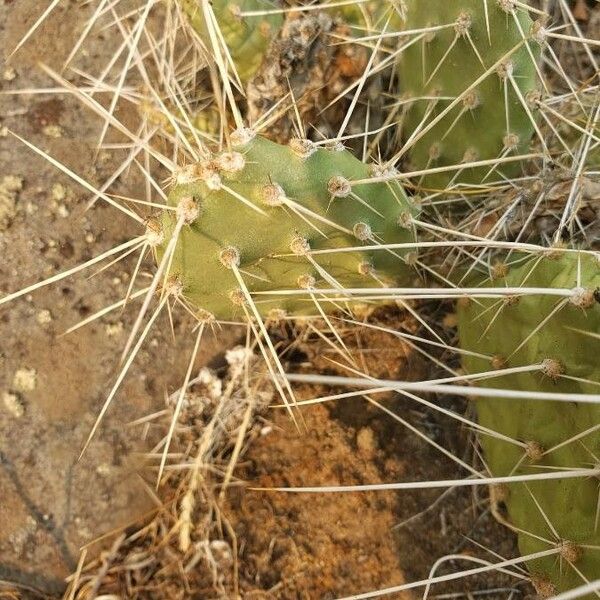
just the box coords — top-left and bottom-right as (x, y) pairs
(3, 391), (24, 418)
(12, 368), (37, 393)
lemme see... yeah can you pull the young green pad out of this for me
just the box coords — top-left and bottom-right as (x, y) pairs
(458, 252), (600, 596)
(398, 0), (540, 190)
(181, 0), (283, 84)
(160, 134), (418, 321)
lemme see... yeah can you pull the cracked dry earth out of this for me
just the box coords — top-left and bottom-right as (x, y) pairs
(1, 2), (523, 599)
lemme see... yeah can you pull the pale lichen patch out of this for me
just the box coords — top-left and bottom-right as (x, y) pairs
(3, 391), (25, 418)
(36, 309), (53, 325)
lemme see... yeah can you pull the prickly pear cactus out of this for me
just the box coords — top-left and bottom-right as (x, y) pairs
(337, 0), (405, 29)
(160, 133), (418, 320)
(457, 252), (600, 595)
(181, 0), (283, 84)
(398, 0), (540, 189)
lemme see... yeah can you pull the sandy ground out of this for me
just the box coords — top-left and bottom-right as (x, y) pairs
(0, 2), (242, 593)
(0, 2), (523, 599)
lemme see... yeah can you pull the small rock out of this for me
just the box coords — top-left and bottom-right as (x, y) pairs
(51, 183), (67, 202)
(356, 427), (377, 459)
(12, 368), (37, 393)
(42, 125), (62, 138)
(96, 463), (111, 476)
(3, 391), (25, 418)
(2, 67), (17, 81)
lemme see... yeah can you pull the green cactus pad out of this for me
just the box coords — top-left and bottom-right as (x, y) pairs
(181, 0), (283, 84)
(336, 0), (404, 30)
(458, 252), (600, 595)
(160, 133), (418, 321)
(398, 0), (540, 189)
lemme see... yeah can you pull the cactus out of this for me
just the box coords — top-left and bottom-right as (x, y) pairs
(160, 133), (418, 320)
(457, 252), (600, 595)
(397, 0), (540, 189)
(181, 0), (283, 84)
(336, 0), (405, 29)
(5, 0), (600, 597)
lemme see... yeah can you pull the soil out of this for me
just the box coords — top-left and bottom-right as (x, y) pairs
(1, 2), (529, 599)
(0, 1), (242, 594)
(225, 316), (524, 599)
